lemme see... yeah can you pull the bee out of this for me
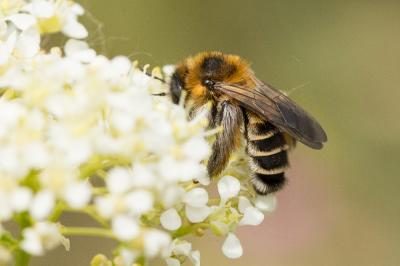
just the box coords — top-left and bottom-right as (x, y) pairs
(168, 51), (327, 195)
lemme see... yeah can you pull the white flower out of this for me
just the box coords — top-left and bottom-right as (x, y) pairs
(239, 206), (264, 226)
(165, 258), (180, 266)
(171, 240), (192, 256)
(30, 190), (55, 221)
(184, 188), (209, 207)
(24, 0), (55, 18)
(189, 250), (201, 266)
(182, 136), (210, 161)
(144, 230), (171, 257)
(111, 215), (140, 241)
(160, 208), (182, 231)
(20, 222), (68, 256)
(222, 233), (243, 259)
(255, 194), (277, 212)
(124, 190), (154, 216)
(238, 196), (264, 226)
(217, 175), (241, 204)
(62, 4), (88, 39)
(6, 14), (36, 30)
(10, 187), (33, 212)
(119, 248), (138, 266)
(64, 39), (96, 63)
(63, 181), (92, 208)
(131, 163), (156, 188)
(185, 205), (212, 223)
(184, 188), (212, 223)
(160, 186), (184, 208)
(106, 167), (133, 194)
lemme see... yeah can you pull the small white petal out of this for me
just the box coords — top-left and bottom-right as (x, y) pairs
(71, 3), (85, 15)
(28, 1), (55, 18)
(255, 194), (277, 212)
(160, 208), (182, 231)
(15, 27), (40, 57)
(184, 188), (208, 207)
(23, 142), (49, 169)
(94, 196), (115, 218)
(239, 206), (264, 226)
(112, 215), (139, 241)
(131, 163), (156, 188)
(125, 190), (154, 215)
(64, 39), (96, 62)
(160, 186), (184, 208)
(0, 194), (12, 220)
(194, 174), (210, 186)
(185, 205), (211, 223)
(6, 14), (36, 30)
(106, 167), (132, 194)
(0, 31), (17, 65)
(110, 56), (131, 76)
(21, 222), (64, 256)
(222, 233), (243, 259)
(165, 258), (180, 266)
(62, 19), (88, 39)
(172, 240), (192, 256)
(144, 230), (171, 257)
(162, 65), (176, 77)
(218, 175), (241, 204)
(64, 182), (92, 208)
(120, 248), (138, 266)
(182, 136), (210, 161)
(238, 196), (252, 213)
(30, 190), (55, 220)
(11, 187), (33, 212)
(189, 250), (201, 266)
(0, 19), (7, 37)
(20, 228), (42, 255)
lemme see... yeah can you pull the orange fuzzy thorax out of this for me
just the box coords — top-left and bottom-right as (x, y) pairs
(176, 51), (255, 105)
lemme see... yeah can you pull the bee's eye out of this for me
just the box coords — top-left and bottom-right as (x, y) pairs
(203, 79), (215, 89)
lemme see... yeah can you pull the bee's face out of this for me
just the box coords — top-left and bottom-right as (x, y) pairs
(169, 52), (250, 104)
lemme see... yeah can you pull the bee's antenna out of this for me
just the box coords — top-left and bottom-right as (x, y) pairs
(152, 92), (167, 96)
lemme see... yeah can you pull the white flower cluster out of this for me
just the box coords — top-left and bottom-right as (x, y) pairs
(0, 1), (277, 266)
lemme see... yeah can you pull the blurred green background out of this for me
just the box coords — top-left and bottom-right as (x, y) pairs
(35, 0), (400, 265)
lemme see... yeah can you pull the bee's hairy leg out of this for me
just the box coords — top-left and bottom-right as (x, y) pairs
(207, 101), (243, 177)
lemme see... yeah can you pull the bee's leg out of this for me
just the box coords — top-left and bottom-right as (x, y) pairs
(207, 101), (243, 177)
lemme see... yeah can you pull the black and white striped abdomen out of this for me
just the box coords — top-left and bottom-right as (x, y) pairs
(245, 114), (289, 195)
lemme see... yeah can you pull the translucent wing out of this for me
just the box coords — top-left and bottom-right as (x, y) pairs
(214, 75), (327, 149)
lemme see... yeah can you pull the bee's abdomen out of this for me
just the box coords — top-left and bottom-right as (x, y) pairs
(245, 116), (289, 195)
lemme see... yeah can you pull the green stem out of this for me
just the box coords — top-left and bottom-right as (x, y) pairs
(49, 201), (66, 222)
(172, 222), (209, 238)
(14, 212), (33, 266)
(15, 249), (30, 266)
(61, 227), (116, 240)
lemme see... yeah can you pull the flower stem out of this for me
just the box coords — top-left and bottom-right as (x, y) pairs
(61, 227), (116, 240)
(15, 249), (30, 266)
(14, 212), (33, 266)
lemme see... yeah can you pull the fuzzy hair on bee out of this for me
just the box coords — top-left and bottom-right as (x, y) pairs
(168, 51), (327, 195)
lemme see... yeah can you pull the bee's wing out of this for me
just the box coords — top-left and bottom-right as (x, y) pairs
(214, 75), (327, 149)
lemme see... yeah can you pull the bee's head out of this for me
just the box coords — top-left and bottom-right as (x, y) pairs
(169, 52), (250, 105)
